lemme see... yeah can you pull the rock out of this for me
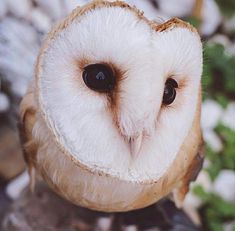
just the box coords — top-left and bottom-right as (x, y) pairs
(209, 34), (232, 48)
(63, 0), (87, 14)
(6, 0), (32, 18)
(157, 0), (195, 18)
(184, 170), (212, 209)
(0, 93), (10, 112)
(201, 100), (223, 130)
(221, 103), (235, 130)
(6, 171), (30, 200)
(203, 130), (223, 152)
(0, 0), (7, 19)
(0, 125), (26, 182)
(200, 0), (222, 36)
(223, 15), (235, 34)
(126, 0), (168, 21)
(227, 42), (235, 56)
(34, 0), (64, 20)
(95, 217), (113, 231)
(183, 170), (212, 226)
(0, 17), (39, 96)
(30, 8), (52, 33)
(123, 225), (138, 231)
(223, 221), (235, 231)
(213, 170), (235, 202)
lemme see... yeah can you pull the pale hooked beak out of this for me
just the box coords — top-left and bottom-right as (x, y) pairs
(129, 133), (143, 158)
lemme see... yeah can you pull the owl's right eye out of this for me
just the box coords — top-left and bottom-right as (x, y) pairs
(82, 64), (115, 92)
(162, 78), (178, 105)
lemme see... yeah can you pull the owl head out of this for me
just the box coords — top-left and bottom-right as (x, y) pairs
(21, 1), (203, 212)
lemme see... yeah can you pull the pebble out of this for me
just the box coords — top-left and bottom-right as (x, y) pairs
(200, 0), (222, 36)
(224, 221), (235, 231)
(184, 170), (212, 209)
(63, 0), (88, 14)
(209, 34), (232, 48)
(127, 0), (168, 21)
(227, 42), (235, 56)
(157, 0), (194, 17)
(224, 15), (235, 34)
(30, 8), (52, 33)
(0, 93), (10, 112)
(96, 217), (113, 231)
(203, 130), (223, 152)
(123, 225), (138, 231)
(34, 0), (64, 20)
(6, 0), (32, 18)
(221, 103), (235, 131)
(201, 99), (223, 130)
(63, 0), (81, 13)
(213, 170), (235, 202)
(6, 171), (30, 200)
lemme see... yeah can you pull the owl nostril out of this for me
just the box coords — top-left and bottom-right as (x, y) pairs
(82, 63), (116, 92)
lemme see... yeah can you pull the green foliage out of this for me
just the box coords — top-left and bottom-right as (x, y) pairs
(202, 43), (235, 105)
(215, 0), (235, 18)
(205, 124), (235, 181)
(191, 1), (235, 230)
(193, 185), (235, 231)
(185, 16), (202, 28)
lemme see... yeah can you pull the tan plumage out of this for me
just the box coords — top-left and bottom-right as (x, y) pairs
(19, 0), (204, 212)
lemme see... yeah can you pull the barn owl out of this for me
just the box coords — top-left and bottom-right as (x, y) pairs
(19, 0), (204, 212)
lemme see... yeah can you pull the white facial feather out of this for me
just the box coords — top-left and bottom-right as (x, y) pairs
(37, 5), (202, 183)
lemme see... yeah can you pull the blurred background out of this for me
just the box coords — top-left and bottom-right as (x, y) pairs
(0, 0), (235, 231)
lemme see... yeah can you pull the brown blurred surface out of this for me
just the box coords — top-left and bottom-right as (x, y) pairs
(0, 123), (25, 182)
(1, 182), (202, 231)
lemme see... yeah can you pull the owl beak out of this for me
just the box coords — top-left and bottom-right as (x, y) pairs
(129, 133), (143, 158)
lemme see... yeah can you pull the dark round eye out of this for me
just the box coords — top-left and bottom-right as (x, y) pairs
(162, 78), (178, 105)
(82, 64), (115, 92)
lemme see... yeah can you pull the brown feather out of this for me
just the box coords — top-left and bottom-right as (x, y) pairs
(19, 83), (38, 192)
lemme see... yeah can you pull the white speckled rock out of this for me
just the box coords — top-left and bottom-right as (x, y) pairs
(123, 225), (138, 231)
(227, 42), (235, 56)
(126, 0), (168, 21)
(34, 0), (64, 20)
(224, 15), (235, 34)
(221, 103), (235, 130)
(0, 18), (39, 96)
(200, 0), (221, 36)
(184, 170), (212, 209)
(201, 100), (223, 130)
(0, 93), (10, 112)
(30, 8), (52, 33)
(224, 221), (235, 231)
(0, 0), (7, 19)
(203, 130), (223, 152)
(213, 170), (235, 202)
(6, 0), (32, 18)
(157, 0), (194, 17)
(63, 0), (89, 14)
(95, 217), (113, 231)
(209, 34), (232, 48)
(6, 171), (30, 200)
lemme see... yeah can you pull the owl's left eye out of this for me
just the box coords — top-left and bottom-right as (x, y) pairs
(82, 64), (115, 92)
(162, 78), (178, 105)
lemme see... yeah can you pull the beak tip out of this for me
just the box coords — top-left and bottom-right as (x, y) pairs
(129, 133), (143, 159)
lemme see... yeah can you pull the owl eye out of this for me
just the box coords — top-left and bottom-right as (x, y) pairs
(82, 64), (115, 92)
(162, 78), (178, 105)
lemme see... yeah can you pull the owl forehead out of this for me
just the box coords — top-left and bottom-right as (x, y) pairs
(49, 6), (153, 84)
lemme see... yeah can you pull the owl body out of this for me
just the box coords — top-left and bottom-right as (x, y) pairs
(20, 1), (203, 212)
